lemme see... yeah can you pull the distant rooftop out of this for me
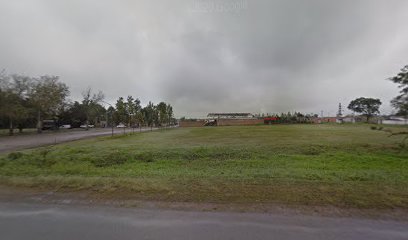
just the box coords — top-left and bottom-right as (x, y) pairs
(207, 113), (253, 118)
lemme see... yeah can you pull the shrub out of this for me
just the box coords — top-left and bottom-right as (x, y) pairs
(92, 152), (129, 167)
(7, 152), (24, 160)
(134, 152), (155, 162)
(301, 146), (324, 155)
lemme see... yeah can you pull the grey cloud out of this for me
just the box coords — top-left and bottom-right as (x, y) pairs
(1, 0), (407, 117)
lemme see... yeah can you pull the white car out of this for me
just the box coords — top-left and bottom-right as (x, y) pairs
(116, 124), (126, 128)
(60, 124), (72, 129)
(80, 124), (94, 128)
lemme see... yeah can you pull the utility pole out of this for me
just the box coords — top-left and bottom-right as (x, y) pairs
(337, 103), (343, 117)
(337, 103), (343, 123)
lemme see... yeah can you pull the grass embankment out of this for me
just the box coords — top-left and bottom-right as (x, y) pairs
(0, 124), (407, 208)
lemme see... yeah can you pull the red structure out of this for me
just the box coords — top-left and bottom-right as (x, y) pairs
(264, 117), (279, 124)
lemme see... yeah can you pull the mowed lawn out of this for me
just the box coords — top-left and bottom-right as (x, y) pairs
(1, 124), (407, 208)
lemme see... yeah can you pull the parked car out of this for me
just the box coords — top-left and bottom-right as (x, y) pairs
(42, 120), (57, 130)
(80, 124), (94, 129)
(60, 124), (72, 129)
(116, 124), (126, 128)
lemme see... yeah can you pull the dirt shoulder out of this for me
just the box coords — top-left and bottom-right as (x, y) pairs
(1, 186), (407, 222)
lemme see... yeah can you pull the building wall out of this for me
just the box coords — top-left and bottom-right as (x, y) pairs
(217, 119), (263, 126)
(179, 120), (206, 127)
(179, 119), (263, 127)
(382, 119), (408, 125)
(311, 117), (338, 124)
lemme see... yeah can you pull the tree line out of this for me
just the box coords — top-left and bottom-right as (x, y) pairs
(109, 95), (174, 131)
(257, 112), (318, 124)
(257, 64), (408, 124)
(346, 64), (407, 122)
(0, 72), (175, 135)
(263, 65), (407, 123)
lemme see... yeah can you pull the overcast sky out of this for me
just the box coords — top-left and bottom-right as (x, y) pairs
(1, 0), (407, 117)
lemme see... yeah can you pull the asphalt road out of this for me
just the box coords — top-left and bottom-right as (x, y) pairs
(0, 128), (156, 153)
(0, 202), (407, 240)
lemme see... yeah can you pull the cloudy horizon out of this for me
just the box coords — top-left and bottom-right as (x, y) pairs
(1, 0), (407, 118)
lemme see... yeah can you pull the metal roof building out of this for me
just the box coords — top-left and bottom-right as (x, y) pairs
(207, 113), (253, 119)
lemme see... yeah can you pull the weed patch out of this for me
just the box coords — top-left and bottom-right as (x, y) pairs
(91, 151), (129, 167)
(7, 152), (24, 160)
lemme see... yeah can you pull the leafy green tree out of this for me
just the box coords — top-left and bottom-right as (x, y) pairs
(347, 97), (381, 122)
(126, 96), (142, 130)
(0, 90), (24, 135)
(126, 96), (142, 129)
(136, 110), (144, 131)
(134, 98), (142, 126)
(0, 74), (33, 135)
(81, 87), (104, 130)
(59, 101), (86, 127)
(126, 96), (135, 127)
(29, 76), (69, 133)
(389, 65), (408, 117)
(156, 102), (168, 128)
(114, 97), (127, 126)
(143, 101), (155, 131)
(166, 103), (173, 126)
(107, 106), (116, 128)
(153, 104), (159, 129)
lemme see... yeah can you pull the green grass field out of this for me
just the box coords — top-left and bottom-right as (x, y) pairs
(1, 124), (407, 208)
